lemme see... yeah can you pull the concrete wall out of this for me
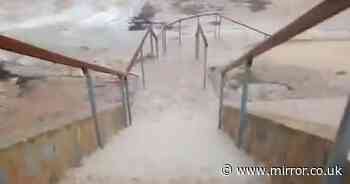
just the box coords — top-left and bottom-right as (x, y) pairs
(0, 105), (125, 184)
(223, 105), (349, 184)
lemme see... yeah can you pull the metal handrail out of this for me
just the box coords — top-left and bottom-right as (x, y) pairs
(160, 12), (271, 38)
(126, 25), (159, 89)
(0, 31), (152, 149)
(219, 0), (350, 131)
(0, 34), (135, 149)
(126, 29), (151, 72)
(219, 15), (271, 37)
(122, 25), (159, 126)
(216, 2), (350, 183)
(0, 35), (127, 77)
(221, 0), (350, 74)
(127, 25), (159, 72)
(159, 12), (272, 55)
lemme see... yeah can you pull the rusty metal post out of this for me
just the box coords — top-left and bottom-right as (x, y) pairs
(83, 68), (104, 148)
(179, 21), (182, 46)
(119, 77), (128, 127)
(139, 51), (146, 89)
(324, 97), (350, 184)
(155, 35), (159, 59)
(140, 47), (144, 58)
(218, 72), (225, 129)
(218, 16), (222, 40)
(150, 29), (154, 56)
(163, 27), (167, 54)
(203, 46), (208, 89)
(195, 25), (200, 60)
(124, 77), (132, 126)
(214, 15), (218, 39)
(237, 58), (252, 148)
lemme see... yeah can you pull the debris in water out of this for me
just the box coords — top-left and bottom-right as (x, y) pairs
(80, 46), (90, 51)
(16, 76), (46, 97)
(230, 0), (272, 12)
(336, 70), (347, 76)
(0, 62), (17, 81)
(129, 2), (158, 31)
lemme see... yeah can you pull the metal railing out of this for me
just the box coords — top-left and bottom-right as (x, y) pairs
(124, 25), (159, 125)
(0, 21), (158, 148)
(159, 12), (270, 89)
(0, 35), (135, 149)
(160, 12), (271, 54)
(214, 1), (350, 184)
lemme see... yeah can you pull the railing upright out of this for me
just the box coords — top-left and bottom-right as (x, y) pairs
(119, 77), (129, 127)
(149, 27), (154, 57)
(195, 27), (200, 60)
(196, 23), (209, 89)
(179, 20), (182, 45)
(214, 15), (218, 39)
(149, 26), (159, 59)
(237, 58), (252, 148)
(218, 72), (225, 129)
(139, 49), (146, 89)
(218, 16), (222, 40)
(124, 76), (132, 126)
(82, 68), (104, 148)
(203, 44), (208, 89)
(162, 25), (167, 54)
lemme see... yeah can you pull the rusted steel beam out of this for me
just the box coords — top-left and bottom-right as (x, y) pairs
(222, 0), (350, 74)
(126, 29), (151, 72)
(220, 15), (271, 37)
(0, 35), (126, 77)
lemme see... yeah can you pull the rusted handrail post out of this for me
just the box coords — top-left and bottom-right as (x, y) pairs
(218, 16), (222, 40)
(123, 76), (132, 126)
(150, 27), (154, 57)
(149, 26), (159, 59)
(82, 68), (104, 148)
(195, 24), (200, 60)
(214, 15), (218, 39)
(197, 23), (209, 89)
(119, 77), (129, 127)
(162, 26), (167, 54)
(139, 49), (146, 89)
(218, 72), (225, 129)
(179, 20), (182, 45)
(203, 45), (208, 89)
(237, 58), (252, 148)
(155, 35), (160, 59)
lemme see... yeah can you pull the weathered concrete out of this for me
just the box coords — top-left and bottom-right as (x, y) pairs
(223, 105), (350, 184)
(0, 105), (125, 184)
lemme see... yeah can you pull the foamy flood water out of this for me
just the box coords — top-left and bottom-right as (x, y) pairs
(0, 0), (147, 61)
